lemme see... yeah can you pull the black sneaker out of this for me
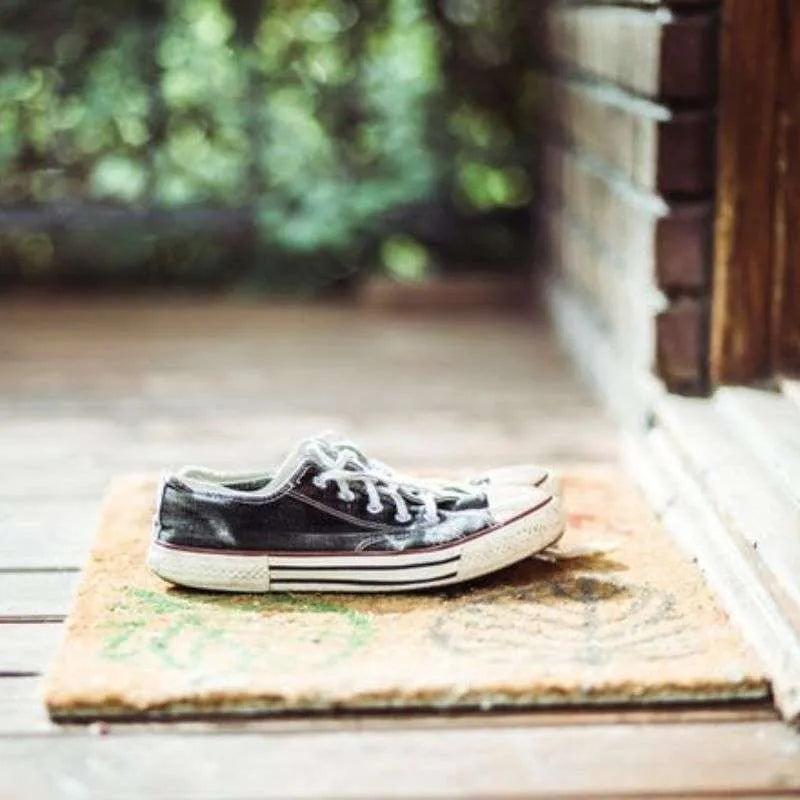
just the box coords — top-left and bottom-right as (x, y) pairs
(147, 438), (565, 593)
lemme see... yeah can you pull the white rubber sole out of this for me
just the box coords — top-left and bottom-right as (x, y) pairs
(146, 497), (565, 593)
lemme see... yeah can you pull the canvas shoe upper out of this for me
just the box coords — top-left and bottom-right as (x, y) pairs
(148, 438), (565, 593)
(178, 433), (562, 504)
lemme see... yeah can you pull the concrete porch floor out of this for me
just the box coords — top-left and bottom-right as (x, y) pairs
(1, 296), (798, 798)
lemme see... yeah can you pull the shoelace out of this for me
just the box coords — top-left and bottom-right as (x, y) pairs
(315, 434), (475, 500)
(307, 443), (439, 524)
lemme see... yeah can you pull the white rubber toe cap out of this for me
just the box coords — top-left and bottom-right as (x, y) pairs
(483, 484), (554, 525)
(472, 464), (563, 501)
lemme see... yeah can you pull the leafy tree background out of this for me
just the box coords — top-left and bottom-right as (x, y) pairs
(0, 0), (539, 291)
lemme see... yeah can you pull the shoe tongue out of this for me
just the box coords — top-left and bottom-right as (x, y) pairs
(262, 438), (321, 493)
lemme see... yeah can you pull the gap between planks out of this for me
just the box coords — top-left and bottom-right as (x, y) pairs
(1, 622), (65, 674)
(0, 571), (79, 620)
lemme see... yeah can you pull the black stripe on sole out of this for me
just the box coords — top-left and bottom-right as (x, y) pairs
(270, 571), (459, 588)
(270, 554), (460, 572)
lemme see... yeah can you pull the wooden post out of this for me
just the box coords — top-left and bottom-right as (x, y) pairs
(772, 2), (800, 374)
(710, 0), (782, 383)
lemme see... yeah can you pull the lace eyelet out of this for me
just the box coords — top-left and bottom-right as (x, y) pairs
(366, 503), (383, 515)
(312, 477), (326, 489)
(337, 491), (356, 503)
(394, 513), (412, 524)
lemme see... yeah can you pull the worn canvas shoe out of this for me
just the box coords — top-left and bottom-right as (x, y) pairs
(148, 439), (565, 593)
(179, 435), (562, 502)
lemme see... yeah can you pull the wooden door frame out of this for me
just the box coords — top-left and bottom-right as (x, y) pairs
(711, 0), (800, 384)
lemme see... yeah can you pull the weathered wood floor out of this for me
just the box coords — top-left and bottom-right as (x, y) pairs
(1, 296), (798, 799)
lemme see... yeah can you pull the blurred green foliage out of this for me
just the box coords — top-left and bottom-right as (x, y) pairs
(0, 0), (539, 290)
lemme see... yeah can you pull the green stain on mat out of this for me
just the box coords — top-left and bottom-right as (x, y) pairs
(100, 587), (375, 672)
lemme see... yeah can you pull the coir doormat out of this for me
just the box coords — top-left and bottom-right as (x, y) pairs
(45, 470), (767, 720)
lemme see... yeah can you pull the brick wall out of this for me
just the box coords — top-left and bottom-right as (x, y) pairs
(537, 0), (717, 394)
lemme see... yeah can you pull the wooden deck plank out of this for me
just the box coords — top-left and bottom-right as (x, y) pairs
(0, 573), (78, 621)
(625, 426), (800, 723)
(656, 396), (800, 617)
(0, 623), (63, 675)
(0, 410), (616, 472)
(0, 500), (95, 570)
(0, 677), (53, 734)
(0, 472), (107, 501)
(3, 297), (798, 795)
(1, 720), (798, 799)
(713, 387), (800, 513)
